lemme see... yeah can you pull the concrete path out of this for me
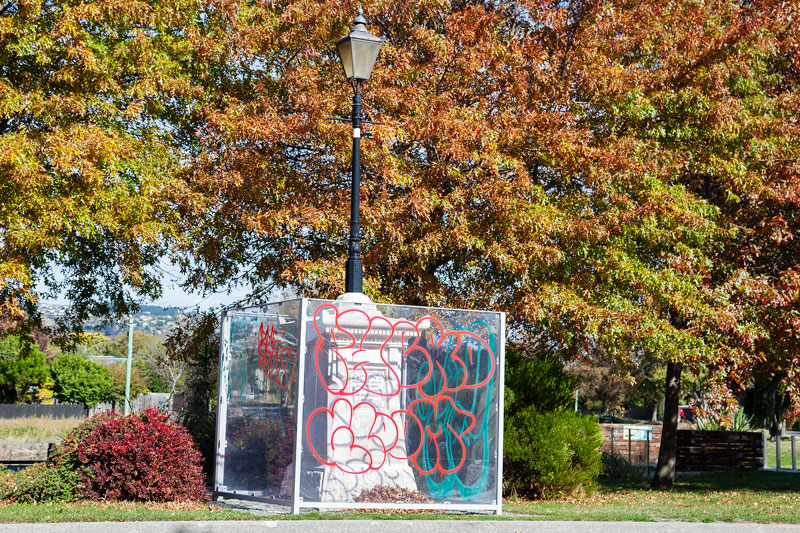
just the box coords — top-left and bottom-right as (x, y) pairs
(0, 521), (798, 532)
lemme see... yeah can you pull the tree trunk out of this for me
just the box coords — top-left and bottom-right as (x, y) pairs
(167, 382), (177, 414)
(652, 361), (683, 488)
(770, 396), (786, 439)
(650, 404), (659, 424)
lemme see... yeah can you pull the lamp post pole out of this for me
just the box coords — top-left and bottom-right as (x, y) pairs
(345, 83), (363, 293)
(334, 9), (383, 295)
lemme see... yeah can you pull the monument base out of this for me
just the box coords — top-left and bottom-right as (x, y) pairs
(319, 463), (418, 502)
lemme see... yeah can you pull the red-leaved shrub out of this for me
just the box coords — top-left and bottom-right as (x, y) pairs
(75, 408), (208, 502)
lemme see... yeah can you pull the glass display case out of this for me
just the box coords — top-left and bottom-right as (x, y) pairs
(214, 297), (505, 514)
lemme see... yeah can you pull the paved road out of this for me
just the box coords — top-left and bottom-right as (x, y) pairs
(0, 521), (798, 532)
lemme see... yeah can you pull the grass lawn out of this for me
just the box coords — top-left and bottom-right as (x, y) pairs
(0, 501), (259, 522)
(0, 471), (798, 523)
(504, 471), (800, 523)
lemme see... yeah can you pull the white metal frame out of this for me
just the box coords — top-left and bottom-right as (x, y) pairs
(763, 431), (800, 472)
(213, 298), (506, 515)
(494, 311), (506, 516)
(213, 310), (231, 493)
(298, 502), (499, 512)
(290, 298), (309, 514)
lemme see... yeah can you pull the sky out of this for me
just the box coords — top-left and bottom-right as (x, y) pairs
(38, 260), (255, 311)
(150, 279), (253, 310)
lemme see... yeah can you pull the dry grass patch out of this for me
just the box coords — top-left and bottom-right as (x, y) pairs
(0, 417), (84, 439)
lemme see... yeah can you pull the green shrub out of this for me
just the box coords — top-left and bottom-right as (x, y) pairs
(599, 452), (645, 481)
(504, 406), (602, 499)
(0, 335), (48, 403)
(5, 463), (82, 503)
(49, 354), (114, 408)
(505, 348), (577, 416)
(2, 415), (116, 503)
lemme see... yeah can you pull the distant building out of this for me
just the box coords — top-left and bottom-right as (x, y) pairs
(40, 304), (186, 339)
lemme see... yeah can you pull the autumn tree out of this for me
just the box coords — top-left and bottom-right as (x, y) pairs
(0, 0), (202, 339)
(3, 0), (797, 489)
(165, 0), (797, 488)
(561, 0), (799, 486)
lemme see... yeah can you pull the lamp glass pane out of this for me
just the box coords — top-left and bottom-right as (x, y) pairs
(350, 38), (381, 81)
(336, 38), (353, 80)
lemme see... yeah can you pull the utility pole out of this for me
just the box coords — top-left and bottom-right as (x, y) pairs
(124, 314), (133, 416)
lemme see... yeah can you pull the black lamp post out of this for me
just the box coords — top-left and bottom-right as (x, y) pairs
(334, 8), (383, 294)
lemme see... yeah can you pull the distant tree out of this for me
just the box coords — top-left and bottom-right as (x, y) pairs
(107, 362), (149, 412)
(79, 333), (111, 358)
(104, 332), (164, 360)
(742, 375), (792, 438)
(566, 359), (633, 416)
(133, 360), (168, 393)
(106, 332), (184, 406)
(0, 335), (48, 403)
(49, 355), (113, 408)
(628, 361), (668, 423)
(166, 311), (219, 479)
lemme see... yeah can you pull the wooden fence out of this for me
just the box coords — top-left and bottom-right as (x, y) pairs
(601, 425), (765, 472)
(676, 430), (763, 471)
(0, 404), (88, 419)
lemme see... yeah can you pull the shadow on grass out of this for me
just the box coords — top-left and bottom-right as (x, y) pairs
(600, 470), (800, 493)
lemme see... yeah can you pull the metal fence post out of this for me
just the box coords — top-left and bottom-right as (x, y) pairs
(792, 436), (797, 472)
(610, 427), (614, 455)
(763, 431), (768, 470)
(495, 312), (507, 516)
(627, 428), (632, 465)
(777, 437), (781, 471)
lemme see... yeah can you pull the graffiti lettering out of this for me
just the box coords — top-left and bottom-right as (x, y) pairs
(306, 304), (497, 499)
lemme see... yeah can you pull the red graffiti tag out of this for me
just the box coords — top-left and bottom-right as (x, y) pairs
(258, 323), (296, 405)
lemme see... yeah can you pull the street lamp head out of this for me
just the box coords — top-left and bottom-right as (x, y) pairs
(335, 7), (384, 82)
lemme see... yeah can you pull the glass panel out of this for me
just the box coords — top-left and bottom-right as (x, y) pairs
(217, 300), (301, 498)
(336, 38), (353, 80)
(351, 38), (380, 80)
(299, 298), (502, 506)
